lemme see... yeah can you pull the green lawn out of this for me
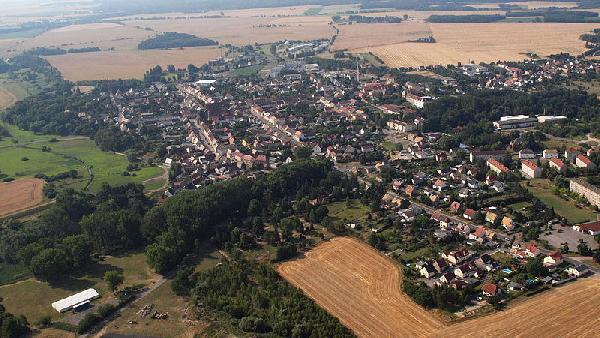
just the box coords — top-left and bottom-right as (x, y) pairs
(523, 179), (598, 224)
(327, 199), (371, 223)
(0, 124), (164, 192)
(0, 252), (156, 322)
(227, 64), (264, 77)
(509, 201), (532, 212)
(381, 141), (402, 152)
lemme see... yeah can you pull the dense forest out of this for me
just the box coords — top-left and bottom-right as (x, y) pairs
(0, 184), (150, 280)
(172, 261), (353, 337)
(422, 88), (600, 148)
(138, 32), (218, 50)
(144, 158), (344, 273)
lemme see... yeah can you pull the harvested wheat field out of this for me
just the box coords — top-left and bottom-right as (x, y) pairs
(333, 22), (432, 50)
(278, 237), (444, 337)
(280, 237), (600, 338)
(46, 47), (222, 81)
(0, 178), (44, 217)
(123, 15), (333, 46)
(439, 278), (600, 337)
(357, 23), (597, 67)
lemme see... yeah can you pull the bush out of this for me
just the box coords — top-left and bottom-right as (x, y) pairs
(20, 157), (29, 161)
(77, 313), (101, 334)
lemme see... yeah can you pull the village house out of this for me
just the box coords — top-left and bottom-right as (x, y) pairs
(487, 158), (510, 175)
(482, 283), (499, 297)
(443, 249), (471, 265)
(543, 251), (564, 267)
(463, 208), (477, 220)
(565, 147), (582, 163)
(566, 265), (590, 277)
(518, 149), (536, 159)
(521, 160), (542, 179)
(450, 201), (461, 213)
(572, 220), (600, 236)
(542, 149), (559, 159)
(502, 216), (515, 231)
(549, 157), (566, 173)
(575, 154), (596, 169)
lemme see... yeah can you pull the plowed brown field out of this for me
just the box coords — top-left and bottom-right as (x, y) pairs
(0, 178), (44, 217)
(279, 237), (600, 338)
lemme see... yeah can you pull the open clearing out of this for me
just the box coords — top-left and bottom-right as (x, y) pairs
(0, 124), (165, 192)
(0, 252), (158, 322)
(278, 237), (444, 337)
(279, 237), (600, 337)
(102, 250), (223, 337)
(357, 23), (597, 67)
(0, 178), (44, 217)
(523, 178), (598, 224)
(333, 22), (432, 50)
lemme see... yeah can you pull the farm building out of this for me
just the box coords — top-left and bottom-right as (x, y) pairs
(51, 288), (100, 313)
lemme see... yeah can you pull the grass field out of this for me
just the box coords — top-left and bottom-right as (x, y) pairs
(0, 252), (158, 322)
(357, 23), (597, 67)
(102, 251), (224, 337)
(0, 178), (45, 217)
(278, 237), (444, 337)
(523, 179), (597, 224)
(0, 124), (165, 192)
(326, 199), (371, 223)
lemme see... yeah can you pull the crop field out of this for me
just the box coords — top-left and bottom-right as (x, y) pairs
(0, 178), (44, 217)
(439, 278), (600, 337)
(280, 237), (600, 338)
(333, 22), (432, 50)
(356, 23), (597, 67)
(46, 47), (222, 81)
(123, 15), (334, 46)
(278, 237), (444, 337)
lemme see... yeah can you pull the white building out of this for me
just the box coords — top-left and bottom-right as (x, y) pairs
(51, 289), (100, 313)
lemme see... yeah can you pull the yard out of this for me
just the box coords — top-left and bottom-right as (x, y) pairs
(522, 179), (598, 224)
(0, 252), (158, 323)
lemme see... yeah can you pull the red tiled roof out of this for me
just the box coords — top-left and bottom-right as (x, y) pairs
(549, 157), (565, 168)
(482, 283), (497, 295)
(522, 160), (538, 170)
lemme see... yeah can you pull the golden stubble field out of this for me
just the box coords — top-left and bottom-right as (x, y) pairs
(0, 178), (45, 217)
(354, 23), (598, 67)
(45, 47), (222, 81)
(279, 237), (600, 338)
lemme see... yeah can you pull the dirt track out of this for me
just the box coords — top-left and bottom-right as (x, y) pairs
(279, 237), (600, 338)
(0, 178), (45, 217)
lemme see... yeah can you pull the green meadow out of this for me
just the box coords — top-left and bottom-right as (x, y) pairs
(0, 123), (164, 192)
